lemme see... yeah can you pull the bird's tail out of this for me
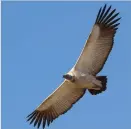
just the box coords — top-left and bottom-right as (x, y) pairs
(88, 76), (107, 95)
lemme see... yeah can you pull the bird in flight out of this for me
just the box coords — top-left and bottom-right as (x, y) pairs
(27, 4), (121, 129)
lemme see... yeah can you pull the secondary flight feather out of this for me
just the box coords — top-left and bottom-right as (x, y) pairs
(27, 4), (121, 129)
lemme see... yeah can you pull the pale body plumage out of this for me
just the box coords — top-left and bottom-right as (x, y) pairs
(67, 67), (102, 89)
(27, 4), (121, 129)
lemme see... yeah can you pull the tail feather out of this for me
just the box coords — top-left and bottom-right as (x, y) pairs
(88, 76), (107, 95)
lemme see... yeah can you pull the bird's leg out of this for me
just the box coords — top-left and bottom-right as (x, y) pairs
(78, 74), (102, 89)
(91, 78), (102, 88)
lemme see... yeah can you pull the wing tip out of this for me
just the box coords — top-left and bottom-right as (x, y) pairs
(27, 109), (55, 129)
(27, 110), (42, 128)
(95, 4), (121, 30)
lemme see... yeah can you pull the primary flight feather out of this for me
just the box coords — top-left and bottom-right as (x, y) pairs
(27, 4), (121, 129)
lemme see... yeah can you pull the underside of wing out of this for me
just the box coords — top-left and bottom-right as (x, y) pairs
(27, 81), (86, 129)
(75, 4), (121, 75)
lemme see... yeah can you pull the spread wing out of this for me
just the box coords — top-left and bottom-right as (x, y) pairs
(75, 4), (121, 75)
(27, 81), (86, 129)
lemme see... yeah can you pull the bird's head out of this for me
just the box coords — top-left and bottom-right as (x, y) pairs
(63, 74), (75, 82)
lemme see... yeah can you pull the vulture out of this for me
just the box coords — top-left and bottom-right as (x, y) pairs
(27, 4), (121, 129)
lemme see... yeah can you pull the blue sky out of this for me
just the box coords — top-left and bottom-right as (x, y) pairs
(2, 1), (131, 129)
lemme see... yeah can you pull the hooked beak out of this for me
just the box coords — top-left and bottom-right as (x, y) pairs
(63, 74), (70, 79)
(63, 74), (75, 82)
